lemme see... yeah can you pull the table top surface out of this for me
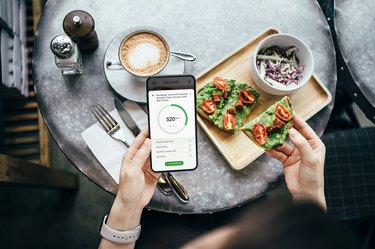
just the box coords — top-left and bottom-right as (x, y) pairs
(334, 0), (375, 108)
(33, 0), (336, 214)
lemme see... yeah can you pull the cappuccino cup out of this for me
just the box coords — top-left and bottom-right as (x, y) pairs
(107, 29), (170, 78)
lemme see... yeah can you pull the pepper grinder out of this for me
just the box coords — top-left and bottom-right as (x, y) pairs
(63, 10), (99, 53)
(50, 35), (83, 75)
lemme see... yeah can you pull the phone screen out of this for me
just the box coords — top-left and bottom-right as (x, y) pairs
(147, 75), (197, 172)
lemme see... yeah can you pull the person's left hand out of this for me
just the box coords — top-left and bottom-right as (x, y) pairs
(106, 128), (160, 231)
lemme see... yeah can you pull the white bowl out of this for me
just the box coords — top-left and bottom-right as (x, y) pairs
(250, 34), (314, 95)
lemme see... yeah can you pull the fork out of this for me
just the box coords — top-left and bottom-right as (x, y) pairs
(91, 104), (172, 196)
(91, 104), (130, 147)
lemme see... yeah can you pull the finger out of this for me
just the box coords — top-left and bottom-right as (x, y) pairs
(144, 165), (161, 185)
(288, 128), (316, 166)
(131, 138), (152, 171)
(143, 157), (160, 179)
(125, 128), (149, 160)
(142, 158), (160, 189)
(292, 112), (320, 141)
(145, 168), (160, 181)
(265, 149), (288, 163)
(275, 143), (296, 156)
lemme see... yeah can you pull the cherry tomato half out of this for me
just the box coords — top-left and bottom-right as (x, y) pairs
(212, 93), (221, 102)
(239, 90), (255, 104)
(223, 113), (236, 131)
(235, 100), (244, 111)
(275, 104), (291, 122)
(227, 107), (237, 115)
(201, 100), (216, 114)
(223, 90), (229, 99)
(274, 117), (285, 129)
(266, 125), (277, 134)
(214, 77), (228, 91)
(253, 123), (268, 145)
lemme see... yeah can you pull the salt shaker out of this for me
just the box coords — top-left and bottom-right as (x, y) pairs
(63, 10), (99, 53)
(50, 35), (83, 75)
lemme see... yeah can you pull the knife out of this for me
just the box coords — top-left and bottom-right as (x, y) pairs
(115, 98), (141, 137)
(114, 98), (189, 203)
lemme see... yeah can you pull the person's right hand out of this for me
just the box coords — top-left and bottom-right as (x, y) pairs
(265, 112), (326, 209)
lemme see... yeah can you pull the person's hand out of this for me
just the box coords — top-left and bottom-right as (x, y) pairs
(265, 112), (326, 209)
(106, 128), (160, 231)
(100, 128), (159, 248)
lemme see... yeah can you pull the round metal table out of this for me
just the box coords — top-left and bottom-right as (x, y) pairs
(334, 0), (375, 123)
(33, 0), (336, 213)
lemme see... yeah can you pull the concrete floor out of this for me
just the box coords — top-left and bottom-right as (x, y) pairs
(0, 102), (373, 249)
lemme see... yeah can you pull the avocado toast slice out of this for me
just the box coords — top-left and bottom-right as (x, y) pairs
(241, 96), (293, 149)
(196, 77), (235, 122)
(214, 83), (259, 133)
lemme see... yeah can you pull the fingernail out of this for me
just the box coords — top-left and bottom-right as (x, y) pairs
(144, 138), (151, 146)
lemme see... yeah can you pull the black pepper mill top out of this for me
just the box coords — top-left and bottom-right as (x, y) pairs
(63, 10), (99, 53)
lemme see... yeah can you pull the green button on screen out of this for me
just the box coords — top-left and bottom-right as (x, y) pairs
(165, 161), (184, 166)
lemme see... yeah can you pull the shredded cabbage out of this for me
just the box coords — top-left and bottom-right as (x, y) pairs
(256, 46), (304, 87)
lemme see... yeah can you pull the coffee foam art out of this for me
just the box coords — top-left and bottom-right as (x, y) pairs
(120, 33), (169, 76)
(128, 43), (160, 69)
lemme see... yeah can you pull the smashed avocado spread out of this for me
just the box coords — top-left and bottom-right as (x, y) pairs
(196, 80), (235, 121)
(197, 78), (259, 133)
(215, 83), (259, 133)
(242, 96), (293, 149)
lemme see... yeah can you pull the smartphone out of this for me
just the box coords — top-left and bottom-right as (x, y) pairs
(146, 75), (198, 172)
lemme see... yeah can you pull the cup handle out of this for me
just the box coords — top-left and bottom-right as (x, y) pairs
(106, 61), (123, 70)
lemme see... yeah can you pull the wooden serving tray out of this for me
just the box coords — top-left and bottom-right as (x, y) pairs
(196, 27), (332, 170)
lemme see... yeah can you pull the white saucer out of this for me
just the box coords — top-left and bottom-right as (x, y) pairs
(103, 27), (185, 103)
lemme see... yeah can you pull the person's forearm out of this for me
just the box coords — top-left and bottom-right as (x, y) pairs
(99, 197), (143, 249)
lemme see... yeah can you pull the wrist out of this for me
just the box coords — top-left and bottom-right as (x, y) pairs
(308, 186), (327, 210)
(292, 189), (327, 211)
(315, 190), (327, 211)
(107, 197), (143, 230)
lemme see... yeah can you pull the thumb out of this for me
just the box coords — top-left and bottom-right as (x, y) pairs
(132, 138), (152, 171)
(289, 128), (317, 167)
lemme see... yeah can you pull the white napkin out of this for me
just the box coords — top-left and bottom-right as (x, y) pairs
(81, 101), (148, 183)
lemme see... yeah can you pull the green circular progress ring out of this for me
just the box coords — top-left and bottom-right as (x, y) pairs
(157, 104), (188, 134)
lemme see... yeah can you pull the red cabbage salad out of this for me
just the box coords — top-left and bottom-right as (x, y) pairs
(256, 45), (304, 87)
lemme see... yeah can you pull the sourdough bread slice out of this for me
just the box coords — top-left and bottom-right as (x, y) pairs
(241, 96), (293, 149)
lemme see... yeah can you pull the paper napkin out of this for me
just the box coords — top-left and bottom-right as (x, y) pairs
(81, 101), (148, 183)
